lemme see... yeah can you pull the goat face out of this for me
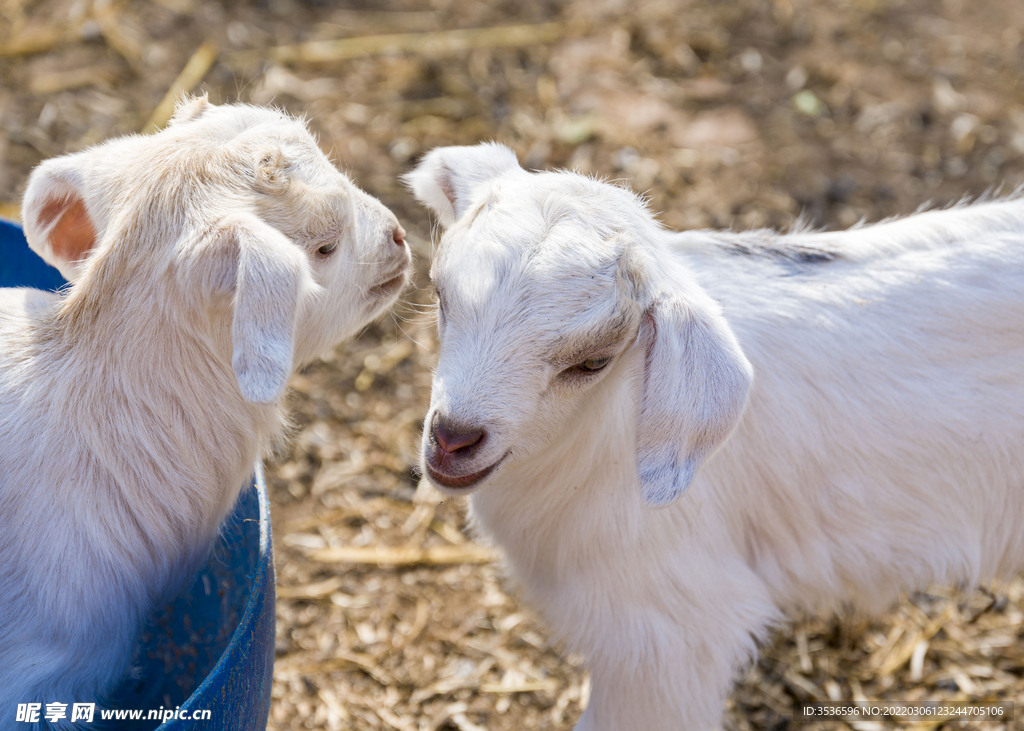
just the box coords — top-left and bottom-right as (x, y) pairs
(406, 144), (752, 506)
(21, 97), (410, 404)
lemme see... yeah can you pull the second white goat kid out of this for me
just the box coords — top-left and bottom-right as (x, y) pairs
(406, 143), (1024, 731)
(0, 98), (410, 720)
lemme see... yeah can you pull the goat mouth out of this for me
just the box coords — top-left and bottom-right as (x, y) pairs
(425, 453), (508, 491)
(369, 269), (407, 298)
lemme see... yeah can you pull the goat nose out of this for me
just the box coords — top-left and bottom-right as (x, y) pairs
(432, 413), (485, 456)
(392, 224), (406, 247)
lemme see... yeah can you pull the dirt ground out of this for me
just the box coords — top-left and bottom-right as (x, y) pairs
(3, 0), (1024, 729)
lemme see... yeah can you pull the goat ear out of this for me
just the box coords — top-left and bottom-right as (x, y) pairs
(21, 156), (98, 283)
(221, 214), (312, 404)
(168, 92), (210, 126)
(635, 296), (753, 507)
(403, 143), (521, 227)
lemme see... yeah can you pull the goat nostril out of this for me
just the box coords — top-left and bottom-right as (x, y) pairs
(432, 414), (485, 456)
(392, 225), (406, 247)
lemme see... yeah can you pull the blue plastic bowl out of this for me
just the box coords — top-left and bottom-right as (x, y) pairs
(0, 219), (276, 730)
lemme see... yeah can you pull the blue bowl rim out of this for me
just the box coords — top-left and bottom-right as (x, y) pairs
(156, 463), (272, 725)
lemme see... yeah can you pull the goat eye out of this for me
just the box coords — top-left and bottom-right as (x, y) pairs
(317, 241), (338, 256)
(578, 356), (611, 372)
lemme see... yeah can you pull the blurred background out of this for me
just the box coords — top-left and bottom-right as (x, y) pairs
(3, 1), (1024, 729)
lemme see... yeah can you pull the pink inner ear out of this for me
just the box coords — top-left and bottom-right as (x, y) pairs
(437, 162), (458, 209)
(43, 197), (96, 266)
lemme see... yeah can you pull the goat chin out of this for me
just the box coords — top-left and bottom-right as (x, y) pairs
(0, 98), (410, 715)
(408, 141), (1024, 731)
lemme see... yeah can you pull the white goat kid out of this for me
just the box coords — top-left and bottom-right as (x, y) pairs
(407, 143), (1024, 731)
(0, 98), (410, 719)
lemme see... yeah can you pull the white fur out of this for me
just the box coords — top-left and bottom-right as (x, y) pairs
(407, 144), (1024, 730)
(0, 98), (410, 720)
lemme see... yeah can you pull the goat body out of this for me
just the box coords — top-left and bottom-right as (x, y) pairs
(408, 143), (1024, 730)
(0, 99), (410, 721)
